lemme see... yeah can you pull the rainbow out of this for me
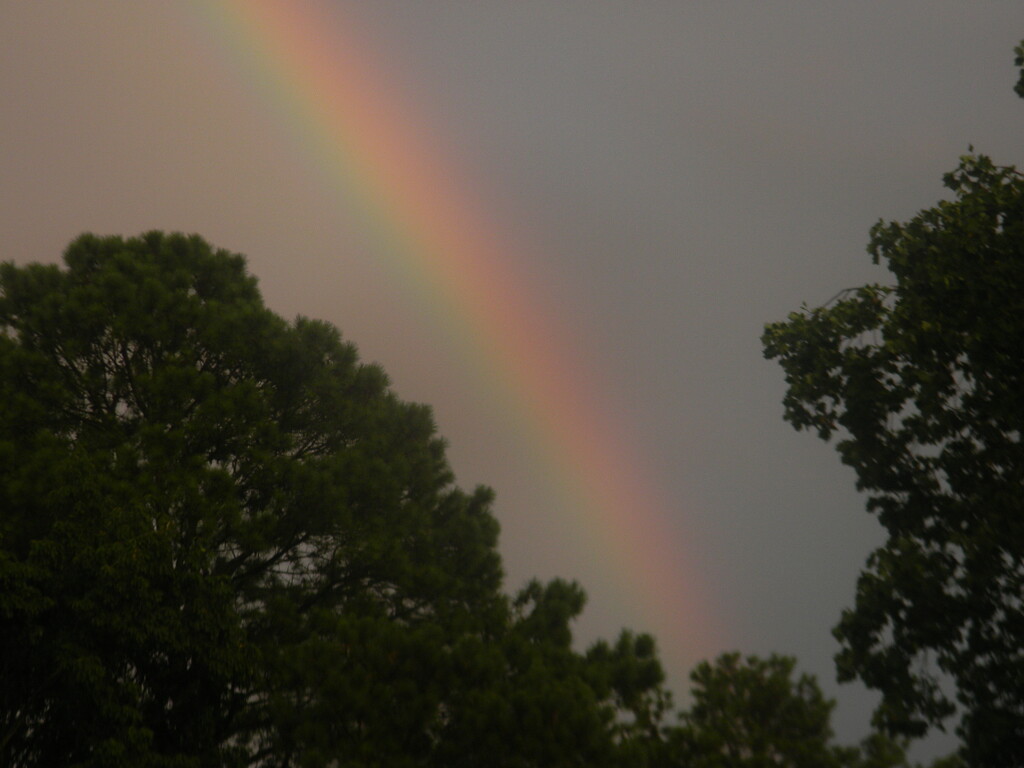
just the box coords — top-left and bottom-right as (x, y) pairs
(187, 0), (722, 673)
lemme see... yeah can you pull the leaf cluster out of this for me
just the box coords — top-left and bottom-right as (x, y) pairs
(763, 148), (1024, 763)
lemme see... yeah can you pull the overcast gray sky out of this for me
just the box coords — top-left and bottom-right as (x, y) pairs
(3, 1), (1022, 757)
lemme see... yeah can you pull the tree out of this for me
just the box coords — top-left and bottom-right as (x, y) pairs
(668, 653), (843, 768)
(762, 50), (1024, 764)
(833, 733), (913, 768)
(0, 231), (503, 765)
(0, 232), (668, 767)
(666, 654), (915, 768)
(585, 624), (674, 767)
(433, 577), (673, 768)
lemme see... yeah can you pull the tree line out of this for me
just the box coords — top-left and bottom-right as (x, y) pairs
(1, 39), (1021, 768)
(0, 231), (917, 768)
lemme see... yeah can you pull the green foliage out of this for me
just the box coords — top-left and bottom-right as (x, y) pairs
(0, 232), (672, 767)
(763, 46), (1024, 762)
(763, 149), (1024, 761)
(669, 653), (842, 768)
(833, 732), (912, 768)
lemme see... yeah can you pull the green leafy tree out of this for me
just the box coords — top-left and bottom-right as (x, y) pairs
(0, 232), (669, 767)
(0, 231), (505, 765)
(833, 732), (912, 768)
(762, 47), (1024, 766)
(669, 653), (842, 768)
(430, 578), (674, 768)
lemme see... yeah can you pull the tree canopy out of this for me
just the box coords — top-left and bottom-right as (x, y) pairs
(763, 47), (1024, 766)
(672, 652), (843, 768)
(0, 232), (670, 767)
(4, 208), (994, 765)
(653, 653), (919, 768)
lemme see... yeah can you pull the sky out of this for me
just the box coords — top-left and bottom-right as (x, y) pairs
(3, 1), (1023, 757)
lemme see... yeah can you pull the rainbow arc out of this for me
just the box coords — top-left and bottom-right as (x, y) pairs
(189, 0), (722, 667)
